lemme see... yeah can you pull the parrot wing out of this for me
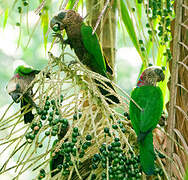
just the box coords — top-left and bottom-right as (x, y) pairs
(80, 24), (107, 76)
(139, 86), (163, 132)
(130, 86), (163, 135)
(139, 131), (155, 175)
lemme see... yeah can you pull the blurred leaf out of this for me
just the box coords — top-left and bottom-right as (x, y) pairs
(120, 0), (139, 51)
(120, 0), (147, 67)
(41, 10), (49, 52)
(66, 0), (76, 9)
(135, 1), (142, 29)
(3, 8), (9, 29)
(185, 166), (188, 180)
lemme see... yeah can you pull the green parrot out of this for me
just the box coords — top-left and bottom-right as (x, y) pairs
(129, 66), (165, 175)
(50, 10), (119, 104)
(6, 65), (40, 124)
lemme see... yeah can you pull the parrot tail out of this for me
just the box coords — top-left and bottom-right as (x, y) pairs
(21, 98), (34, 124)
(139, 131), (155, 175)
(50, 139), (65, 177)
(95, 79), (120, 104)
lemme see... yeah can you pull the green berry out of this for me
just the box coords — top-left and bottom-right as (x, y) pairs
(104, 127), (109, 133)
(114, 137), (120, 142)
(141, 47), (145, 51)
(79, 151), (85, 158)
(146, 23), (150, 28)
(16, 22), (20, 26)
(137, 0), (143, 3)
(73, 127), (78, 133)
(51, 130), (57, 136)
(40, 169), (45, 174)
(112, 124), (118, 129)
(39, 144), (43, 148)
(41, 114), (46, 120)
(51, 99), (55, 105)
(148, 30), (152, 35)
(42, 110), (48, 115)
(48, 116), (53, 122)
(45, 100), (50, 106)
(61, 118), (68, 125)
(72, 137), (77, 143)
(49, 111), (53, 116)
(45, 131), (50, 136)
(52, 119), (59, 125)
(72, 132), (79, 138)
(86, 141), (92, 146)
(86, 134), (92, 141)
(44, 105), (49, 111)
(29, 134), (35, 140)
(18, 6), (22, 13)
(82, 143), (88, 150)
(139, 40), (143, 44)
(52, 125), (59, 131)
(25, 133), (30, 139)
(60, 95), (63, 102)
(73, 113), (82, 120)
(23, 1), (28, 6)
(37, 108), (43, 115)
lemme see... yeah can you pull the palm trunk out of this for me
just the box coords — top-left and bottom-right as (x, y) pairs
(167, 0), (188, 178)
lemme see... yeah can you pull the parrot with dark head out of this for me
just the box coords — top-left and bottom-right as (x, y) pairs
(50, 10), (119, 104)
(7, 65), (40, 124)
(129, 66), (165, 175)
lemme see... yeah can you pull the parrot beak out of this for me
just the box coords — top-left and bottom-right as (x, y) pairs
(10, 92), (22, 103)
(159, 71), (165, 82)
(154, 68), (165, 82)
(50, 11), (67, 32)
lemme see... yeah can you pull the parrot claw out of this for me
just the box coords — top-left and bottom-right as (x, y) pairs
(68, 60), (77, 68)
(52, 33), (72, 50)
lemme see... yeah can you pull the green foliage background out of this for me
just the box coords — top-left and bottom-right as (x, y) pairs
(0, 0), (174, 179)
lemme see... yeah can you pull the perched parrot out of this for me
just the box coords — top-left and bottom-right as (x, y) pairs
(7, 65), (40, 124)
(129, 66), (165, 175)
(50, 10), (119, 104)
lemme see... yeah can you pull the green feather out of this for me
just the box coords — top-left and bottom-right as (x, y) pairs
(129, 86), (163, 175)
(14, 65), (39, 76)
(80, 24), (107, 77)
(140, 131), (155, 175)
(130, 86), (163, 135)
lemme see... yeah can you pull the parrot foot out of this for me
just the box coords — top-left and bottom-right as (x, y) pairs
(68, 60), (77, 68)
(52, 33), (65, 49)
(52, 33), (71, 49)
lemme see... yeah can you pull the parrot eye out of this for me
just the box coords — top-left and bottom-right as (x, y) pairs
(154, 68), (161, 74)
(52, 23), (60, 32)
(57, 11), (66, 20)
